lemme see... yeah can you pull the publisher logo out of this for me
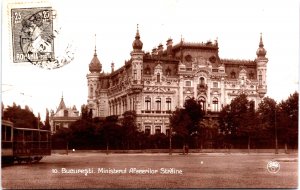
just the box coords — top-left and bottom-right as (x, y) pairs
(267, 160), (280, 173)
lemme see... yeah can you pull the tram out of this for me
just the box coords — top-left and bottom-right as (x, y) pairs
(2, 120), (51, 164)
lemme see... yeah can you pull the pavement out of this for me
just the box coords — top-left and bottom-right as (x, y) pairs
(1, 152), (298, 189)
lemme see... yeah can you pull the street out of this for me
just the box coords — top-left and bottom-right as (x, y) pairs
(1, 152), (298, 189)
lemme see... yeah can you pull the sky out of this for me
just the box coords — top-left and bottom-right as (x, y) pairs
(1, 0), (299, 120)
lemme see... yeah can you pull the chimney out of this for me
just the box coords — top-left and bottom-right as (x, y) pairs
(166, 38), (173, 57)
(152, 47), (157, 55)
(157, 43), (163, 56)
(111, 62), (114, 72)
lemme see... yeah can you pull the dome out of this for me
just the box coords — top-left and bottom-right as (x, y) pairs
(256, 34), (267, 57)
(132, 25), (143, 50)
(89, 51), (102, 73)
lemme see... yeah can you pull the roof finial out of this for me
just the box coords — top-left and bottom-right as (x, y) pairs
(61, 92), (64, 99)
(259, 32), (264, 47)
(94, 34), (97, 55)
(135, 24), (140, 39)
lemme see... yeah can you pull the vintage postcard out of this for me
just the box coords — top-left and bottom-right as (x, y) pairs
(1, 0), (298, 189)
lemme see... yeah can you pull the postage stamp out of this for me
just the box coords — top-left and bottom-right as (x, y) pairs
(6, 1), (75, 69)
(11, 7), (55, 63)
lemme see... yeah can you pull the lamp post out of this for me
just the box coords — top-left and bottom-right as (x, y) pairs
(275, 108), (278, 154)
(169, 126), (172, 155)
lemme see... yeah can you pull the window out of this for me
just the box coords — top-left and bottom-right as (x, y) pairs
(157, 73), (161, 83)
(156, 98), (161, 111)
(166, 129), (170, 136)
(212, 98), (218, 112)
(145, 126), (151, 135)
(90, 86), (93, 97)
(250, 101), (255, 111)
(200, 77), (205, 87)
(249, 71), (254, 79)
(166, 67), (171, 76)
(155, 126), (161, 134)
(231, 71), (236, 79)
(198, 97), (206, 111)
(145, 97), (151, 111)
(259, 73), (262, 85)
(185, 81), (191, 86)
(134, 70), (137, 80)
(166, 98), (171, 111)
(144, 65), (151, 74)
(213, 82), (218, 88)
(64, 110), (68, 117)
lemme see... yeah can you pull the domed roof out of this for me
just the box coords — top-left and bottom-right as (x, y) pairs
(132, 25), (143, 50)
(89, 51), (102, 73)
(256, 33), (267, 57)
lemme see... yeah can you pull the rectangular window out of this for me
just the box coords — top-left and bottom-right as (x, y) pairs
(259, 75), (262, 85)
(166, 98), (171, 111)
(145, 126), (151, 135)
(166, 129), (170, 136)
(145, 97), (151, 111)
(185, 81), (191, 86)
(134, 70), (137, 80)
(156, 98), (161, 111)
(155, 126), (161, 134)
(157, 73), (161, 83)
(213, 82), (218, 88)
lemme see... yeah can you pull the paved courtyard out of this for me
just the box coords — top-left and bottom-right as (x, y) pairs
(1, 152), (298, 189)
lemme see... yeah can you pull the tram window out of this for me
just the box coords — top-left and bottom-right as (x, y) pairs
(33, 131), (39, 141)
(41, 132), (47, 141)
(2, 126), (5, 141)
(6, 127), (12, 141)
(25, 131), (32, 141)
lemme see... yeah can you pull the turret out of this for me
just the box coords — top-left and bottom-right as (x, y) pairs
(86, 38), (102, 117)
(130, 24), (144, 86)
(256, 33), (268, 98)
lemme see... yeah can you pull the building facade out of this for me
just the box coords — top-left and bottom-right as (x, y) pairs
(87, 27), (268, 135)
(50, 96), (80, 133)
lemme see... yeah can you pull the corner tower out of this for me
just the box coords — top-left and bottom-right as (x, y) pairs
(130, 24), (144, 85)
(256, 33), (268, 98)
(87, 41), (102, 117)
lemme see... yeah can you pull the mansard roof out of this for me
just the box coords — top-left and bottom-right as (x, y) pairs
(221, 59), (256, 66)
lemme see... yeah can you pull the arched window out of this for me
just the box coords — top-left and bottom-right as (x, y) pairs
(200, 77), (205, 87)
(231, 71), (236, 79)
(212, 98), (218, 112)
(198, 97), (206, 111)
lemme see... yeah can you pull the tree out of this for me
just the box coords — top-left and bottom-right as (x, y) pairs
(169, 98), (204, 149)
(100, 115), (121, 153)
(44, 108), (51, 130)
(219, 94), (258, 150)
(81, 104), (88, 120)
(257, 97), (277, 148)
(3, 103), (39, 129)
(122, 111), (138, 149)
(277, 92), (298, 150)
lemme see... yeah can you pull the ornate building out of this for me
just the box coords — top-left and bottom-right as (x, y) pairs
(50, 96), (80, 133)
(87, 26), (268, 135)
